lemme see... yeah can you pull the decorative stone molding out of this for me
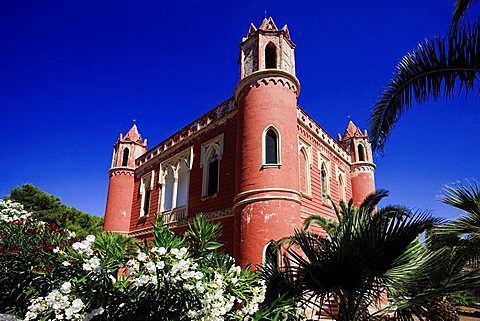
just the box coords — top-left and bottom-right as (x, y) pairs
(128, 208), (234, 237)
(108, 168), (135, 177)
(136, 98), (236, 167)
(234, 69), (300, 102)
(297, 107), (351, 163)
(234, 187), (302, 203)
(351, 163), (376, 174)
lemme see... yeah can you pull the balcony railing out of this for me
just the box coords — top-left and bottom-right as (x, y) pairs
(162, 205), (188, 224)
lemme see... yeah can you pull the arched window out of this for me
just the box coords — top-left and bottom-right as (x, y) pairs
(265, 128), (280, 165)
(358, 144), (366, 162)
(140, 172), (154, 217)
(122, 148), (129, 166)
(143, 183), (151, 217)
(321, 163), (328, 202)
(206, 152), (219, 196)
(299, 149), (308, 194)
(265, 43), (277, 69)
(176, 160), (189, 207)
(162, 167), (174, 211)
(264, 242), (279, 269)
(338, 175), (345, 201)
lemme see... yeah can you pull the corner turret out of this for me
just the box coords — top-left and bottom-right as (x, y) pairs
(104, 125), (147, 233)
(339, 121), (376, 206)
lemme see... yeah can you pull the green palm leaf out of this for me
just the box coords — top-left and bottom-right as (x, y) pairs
(369, 22), (480, 153)
(451, 0), (479, 33)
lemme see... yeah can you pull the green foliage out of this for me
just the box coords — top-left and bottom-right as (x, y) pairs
(5, 184), (103, 237)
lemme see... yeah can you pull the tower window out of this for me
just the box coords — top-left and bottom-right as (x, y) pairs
(358, 144), (366, 162)
(265, 43), (277, 69)
(264, 242), (279, 269)
(321, 163), (329, 202)
(265, 128), (280, 165)
(207, 152), (219, 196)
(122, 148), (129, 166)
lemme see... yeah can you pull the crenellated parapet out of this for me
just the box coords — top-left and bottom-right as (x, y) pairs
(136, 98), (236, 167)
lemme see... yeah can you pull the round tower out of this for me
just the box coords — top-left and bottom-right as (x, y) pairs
(340, 121), (376, 207)
(104, 124), (147, 233)
(234, 18), (302, 267)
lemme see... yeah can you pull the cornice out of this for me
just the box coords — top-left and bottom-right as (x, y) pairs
(108, 167), (135, 176)
(234, 69), (300, 102)
(296, 107), (352, 163)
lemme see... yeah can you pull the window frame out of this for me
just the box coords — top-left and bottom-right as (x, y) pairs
(139, 170), (155, 217)
(262, 125), (282, 168)
(200, 134), (224, 198)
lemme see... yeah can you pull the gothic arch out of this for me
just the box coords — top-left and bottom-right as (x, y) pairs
(265, 42), (277, 69)
(263, 125), (281, 165)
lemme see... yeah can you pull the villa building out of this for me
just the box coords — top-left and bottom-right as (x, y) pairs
(103, 17), (376, 267)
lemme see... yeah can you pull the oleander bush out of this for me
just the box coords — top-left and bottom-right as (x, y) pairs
(0, 200), (303, 321)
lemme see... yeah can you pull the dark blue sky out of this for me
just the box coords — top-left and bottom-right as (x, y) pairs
(1, 1), (478, 220)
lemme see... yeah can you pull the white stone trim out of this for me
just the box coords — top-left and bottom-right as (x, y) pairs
(298, 137), (312, 197)
(200, 134), (224, 197)
(263, 125), (282, 166)
(140, 170), (154, 217)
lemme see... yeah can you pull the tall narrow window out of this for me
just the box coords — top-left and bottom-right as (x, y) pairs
(143, 184), (151, 216)
(299, 150), (308, 194)
(264, 242), (279, 269)
(207, 152), (219, 196)
(265, 129), (279, 164)
(122, 148), (129, 166)
(176, 161), (189, 207)
(140, 172), (154, 217)
(358, 144), (366, 162)
(321, 163), (328, 202)
(162, 167), (174, 211)
(265, 43), (277, 69)
(339, 175), (345, 201)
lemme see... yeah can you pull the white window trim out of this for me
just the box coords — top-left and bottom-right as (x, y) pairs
(139, 170), (155, 217)
(318, 150), (331, 203)
(159, 147), (193, 213)
(262, 125), (282, 167)
(337, 169), (346, 202)
(298, 138), (312, 197)
(200, 134), (224, 197)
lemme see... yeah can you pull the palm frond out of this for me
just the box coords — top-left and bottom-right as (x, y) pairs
(369, 22), (480, 153)
(358, 189), (389, 214)
(451, 0), (479, 33)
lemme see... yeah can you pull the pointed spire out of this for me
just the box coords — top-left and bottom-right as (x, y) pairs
(123, 124), (143, 144)
(259, 17), (278, 31)
(341, 121), (364, 140)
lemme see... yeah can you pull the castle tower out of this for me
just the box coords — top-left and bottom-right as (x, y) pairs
(234, 17), (302, 267)
(339, 121), (376, 206)
(104, 124), (147, 233)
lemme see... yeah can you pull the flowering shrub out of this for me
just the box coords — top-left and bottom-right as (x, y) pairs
(0, 200), (84, 315)
(1, 200), (302, 320)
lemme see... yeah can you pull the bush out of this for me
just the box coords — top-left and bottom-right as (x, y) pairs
(0, 200), (303, 321)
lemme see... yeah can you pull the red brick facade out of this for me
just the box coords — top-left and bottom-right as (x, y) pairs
(103, 18), (376, 267)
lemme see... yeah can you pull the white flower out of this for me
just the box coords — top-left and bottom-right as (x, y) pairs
(53, 247), (60, 253)
(144, 261), (156, 273)
(62, 261), (71, 267)
(83, 257), (101, 274)
(71, 298), (84, 313)
(151, 246), (167, 255)
(137, 252), (147, 262)
(60, 282), (71, 294)
(85, 235), (95, 243)
(156, 261), (165, 270)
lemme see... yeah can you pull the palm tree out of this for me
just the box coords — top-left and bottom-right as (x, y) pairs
(369, 0), (480, 153)
(262, 191), (443, 321)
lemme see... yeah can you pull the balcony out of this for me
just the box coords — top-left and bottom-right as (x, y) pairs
(162, 205), (188, 224)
